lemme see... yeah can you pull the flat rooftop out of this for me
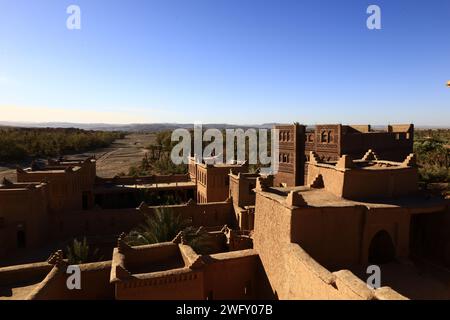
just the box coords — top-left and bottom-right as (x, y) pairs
(258, 186), (447, 210)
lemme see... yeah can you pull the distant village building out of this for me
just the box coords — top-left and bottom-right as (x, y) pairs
(274, 123), (414, 186)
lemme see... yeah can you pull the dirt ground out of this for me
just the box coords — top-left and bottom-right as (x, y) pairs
(0, 133), (156, 181)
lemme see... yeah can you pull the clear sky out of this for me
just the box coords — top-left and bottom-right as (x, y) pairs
(0, 0), (449, 125)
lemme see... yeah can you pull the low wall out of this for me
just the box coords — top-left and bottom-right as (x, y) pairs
(145, 200), (235, 228)
(284, 244), (406, 300)
(203, 249), (261, 300)
(0, 262), (52, 286)
(306, 162), (418, 199)
(124, 243), (183, 272)
(27, 261), (114, 300)
(54, 200), (234, 243)
(253, 191), (407, 300)
(55, 208), (143, 239)
(116, 268), (204, 300)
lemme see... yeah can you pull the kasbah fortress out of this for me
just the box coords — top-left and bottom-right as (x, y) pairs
(1, 123), (450, 300)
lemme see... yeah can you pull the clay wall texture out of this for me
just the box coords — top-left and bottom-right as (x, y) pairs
(195, 163), (246, 204)
(306, 162), (418, 199)
(275, 124), (414, 187)
(273, 124), (305, 187)
(54, 200), (235, 240)
(0, 183), (49, 258)
(253, 190), (408, 300)
(27, 262), (114, 300)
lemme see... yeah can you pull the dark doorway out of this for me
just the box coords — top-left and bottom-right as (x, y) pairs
(368, 230), (395, 264)
(82, 192), (89, 210)
(17, 230), (26, 249)
(409, 212), (446, 263)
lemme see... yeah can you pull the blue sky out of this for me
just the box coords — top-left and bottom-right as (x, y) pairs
(0, 0), (449, 125)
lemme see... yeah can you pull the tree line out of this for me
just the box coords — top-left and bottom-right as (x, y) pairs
(414, 129), (449, 187)
(0, 127), (125, 161)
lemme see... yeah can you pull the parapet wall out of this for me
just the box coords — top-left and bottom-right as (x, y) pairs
(306, 156), (418, 199)
(284, 244), (406, 300)
(26, 261), (114, 300)
(116, 268), (204, 300)
(0, 262), (52, 286)
(203, 249), (263, 299)
(54, 200), (235, 240)
(56, 207), (143, 239)
(145, 200), (235, 228)
(253, 191), (407, 300)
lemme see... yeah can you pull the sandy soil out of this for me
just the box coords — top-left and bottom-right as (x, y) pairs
(0, 133), (156, 181)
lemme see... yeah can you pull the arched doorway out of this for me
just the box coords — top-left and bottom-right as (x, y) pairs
(368, 230), (395, 264)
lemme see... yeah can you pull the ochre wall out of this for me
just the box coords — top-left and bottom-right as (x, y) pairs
(27, 262), (114, 300)
(0, 262), (52, 286)
(306, 163), (345, 195)
(116, 268), (204, 300)
(291, 206), (366, 270)
(0, 185), (49, 259)
(306, 163), (418, 200)
(203, 250), (260, 299)
(55, 208), (143, 239)
(253, 191), (407, 300)
(17, 170), (83, 214)
(53, 200), (235, 241)
(146, 201), (235, 228)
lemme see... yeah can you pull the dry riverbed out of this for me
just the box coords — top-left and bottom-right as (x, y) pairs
(0, 133), (156, 181)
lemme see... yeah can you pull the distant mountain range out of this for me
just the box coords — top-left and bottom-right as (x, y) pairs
(0, 121), (448, 132)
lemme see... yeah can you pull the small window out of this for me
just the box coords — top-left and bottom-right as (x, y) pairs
(321, 131), (328, 143)
(248, 184), (255, 195)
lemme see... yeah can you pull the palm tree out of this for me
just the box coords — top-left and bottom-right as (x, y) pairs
(125, 208), (215, 254)
(182, 226), (217, 255)
(125, 207), (190, 245)
(66, 237), (101, 264)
